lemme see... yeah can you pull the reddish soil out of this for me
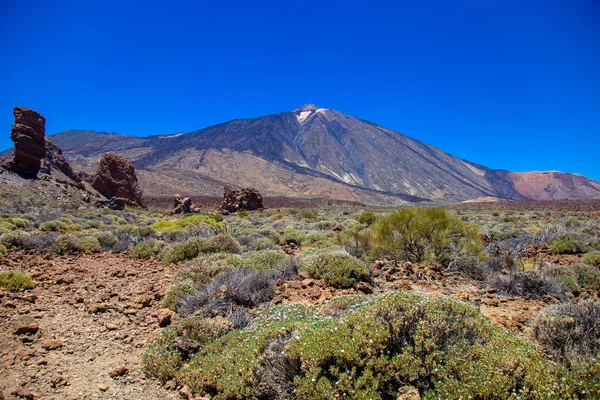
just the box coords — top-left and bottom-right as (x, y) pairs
(0, 252), (179, 400)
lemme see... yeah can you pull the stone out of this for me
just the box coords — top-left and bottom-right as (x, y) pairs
(5, 106), (46, 178)
(157, 308), (174, 327)
(109, 366), (129, 377)
(41, 340), (63, 350)
(40, 137), (80, 181)
(173, 194), (195, 214)
(179, 385), (193, 399)
(397, 385), (420, 400)
(87, 303), (107, 313)
(356, 281), (374, 294)
(50, 375), (69, 388)
(220, 187), (263, 213)
(10, 389), (34, 400)
(98, 384), (109, 392)
(13, 317), (40, 335)
(94, 196), (132, 210)
(91, 152), (145, 207)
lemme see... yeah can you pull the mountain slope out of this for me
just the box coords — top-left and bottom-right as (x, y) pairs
(46, 104), (600, 203)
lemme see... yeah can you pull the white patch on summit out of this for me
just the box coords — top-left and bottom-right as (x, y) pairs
(296, 111), (312, 123)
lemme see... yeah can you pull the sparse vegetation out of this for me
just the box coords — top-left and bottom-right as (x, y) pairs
(300, 248), (370, 288)
(0, 270), (33, 291)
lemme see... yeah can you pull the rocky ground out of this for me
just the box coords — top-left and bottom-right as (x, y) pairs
(0, 252), (179, 400)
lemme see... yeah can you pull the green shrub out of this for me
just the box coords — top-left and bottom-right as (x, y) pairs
(52, 233), (101, 254)
(572, 264), (600, 291)
(129, 241), (163, 260)
(152, 214), (224, 233)
(300, 210), (318, 220)
(39, 221), (61, 232)
(141, 327), (182, 382)
(93, 231), (118, 249)
(225, 250), (287, 272)
(0, 243), (6, 257)
(174, 293), (587, 399)
(279, 229), (301, 246)
(202, 234), (241, 254)
(300, 249), (370, 288)
(356, 211), (377, 226)
(0, 270), (33, 291)
(551, 237), (585, 254)
(237, 210), (249, 217)
(162, 238), (206, 264)
(582, 251), (600, 268)
(0, 230), (30, 248)
(10, 218), (28, 228)
(373, 207), (483, 265)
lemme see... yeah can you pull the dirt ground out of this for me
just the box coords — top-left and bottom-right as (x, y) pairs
(0, 252), (179, 400)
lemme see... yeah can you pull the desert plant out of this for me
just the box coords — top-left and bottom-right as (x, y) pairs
(551, 237), (586, 254)
(202, 234), (242, 254)
(162, 237), (207, 264)
(582, 251), (600, 268)
(39, 221), (61, 232)
(0, 270), (33, 291)
(356, 211), (377, 226)
(488, 271), (567, 301)
(52, 233), (101, 254)
(372, 207), (483, 265)
(300, 248), (370, 289)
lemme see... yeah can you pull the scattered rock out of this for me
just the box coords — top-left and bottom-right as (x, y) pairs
(13, 317), (40, 335)
(105, 322), (118, 331)
(95, 196), (132, 210)
(109, 366), (129, 378)
(220, 187), (263, 213)
(87, 302), (107, 313)
(50, 375), (69, 388)
(41, 340), (63, 350)
(4, 106), (46, 178)
(356, 281), (374, 294)
(173, 194), (196, 214)
(179, 385), (193, 399)
(98, 384), (109, 392)
(397, 385), (420, 400)
(91, 152), (145, 207)
(157, 308), (174, 327)
(10, 389), (34, 400)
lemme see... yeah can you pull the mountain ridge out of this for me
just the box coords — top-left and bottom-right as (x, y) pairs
(5, 104), (600, 203)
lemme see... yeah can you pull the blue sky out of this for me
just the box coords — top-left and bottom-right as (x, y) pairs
(1, 0), (599, 180)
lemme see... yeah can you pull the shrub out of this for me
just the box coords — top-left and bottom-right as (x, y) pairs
(162, 238), (206, 264)
(202, 234), (241, 254)
(0, 243), (6, 257)
(176, 293), (578, 399)
(1, 230), (30, 248)
(531, 300), (600, 364)
(356, 211), (377, 226)
(488, 271), (567, 301)
(0, 270), (33, 291)
(177, 268), (276, 318)
(300, 249), (370, 289)
(551, 237), (585, 254)
(300, 210), (318, 220)
(372, 207), (483, 265)
(546, 263), (600, 292)
(129, 241), (163, 260)
(279, 229), (301, 246)
(237, 210), (249, 217)
(52, 234), (101, 254)
(225, 250), (287, 272)
(341, 225), (374, 258)
(582, 251), (600, 268)
(39, 221), (61, 232)
(93, 231), (118, 250)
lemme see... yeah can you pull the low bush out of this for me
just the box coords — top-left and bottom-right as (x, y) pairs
(531, 300), (600, 364)
(162, 238), (206, 264)
(1, 230), (30, 248)
(546, 263), (600, 292)
(300, 249), (370, 289)
(202, 234), (241, 254)
(0, 270), (33, 291)
(39, 221), (61, 232)
(225, 250), (287, 272)
(488, 271), (567, 301)
(177, 268), (276, 320)
(0, 243), (6, 257)
(551, 237), (586, 254)
(52, 233), (101, 254)
(129, 240), (164, 260)
(356, 211), (377, 226)
(582, 251), (600, 268)
(175, 292), (594, 399)
(93, 231), (118, 250)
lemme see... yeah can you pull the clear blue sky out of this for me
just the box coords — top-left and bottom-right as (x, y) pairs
(1, 0), (599, 180)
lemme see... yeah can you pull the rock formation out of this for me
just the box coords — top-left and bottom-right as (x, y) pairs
(91, 152), (145, 207)
(95, 197), (132, 211)
(220, 187), (263, 213)
(173, 194), (195, 214)
(5, 106), (46, 178)
(40, 138), (80, 181)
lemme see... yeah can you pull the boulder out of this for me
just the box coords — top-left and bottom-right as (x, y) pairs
(220, 187), (263, 213)
(173, 194), (194, 214)
(40, 137), (80, 181)
(95, 197), (132, 210)
(91, 152), (145, 207)
(5, 106), (46, 178)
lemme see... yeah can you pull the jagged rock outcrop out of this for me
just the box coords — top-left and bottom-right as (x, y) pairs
(173, 194), (194, 214)
(91, 152), (145, 207)
(40, 138), (81, 181)
(5, 106), (46, 178)
(220, 187), (263, 213)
